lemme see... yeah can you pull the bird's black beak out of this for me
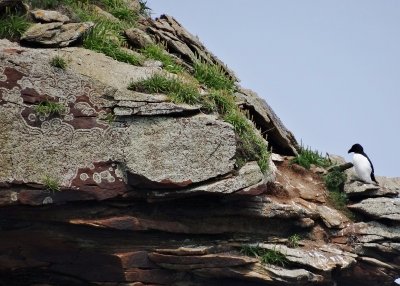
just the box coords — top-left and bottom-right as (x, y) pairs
(348, 148), (352, 153)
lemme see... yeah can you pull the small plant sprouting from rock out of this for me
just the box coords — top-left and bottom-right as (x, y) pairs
(291, 146), (331, 169)
(240, 244), (289, 267)
(287, 234), (301, 248)
(42, 175), (60, 193)
(101, 112), (116, 124)
(50, 56), (67, 69)
(35, 100), (66, 117)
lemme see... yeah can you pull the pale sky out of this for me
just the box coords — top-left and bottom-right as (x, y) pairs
(146, 1), (400, 177)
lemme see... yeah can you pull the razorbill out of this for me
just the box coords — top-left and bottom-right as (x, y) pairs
(348, 143), (378, 184)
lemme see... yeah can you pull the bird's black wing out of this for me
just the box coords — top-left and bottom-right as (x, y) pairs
(362, 152), (378, 184)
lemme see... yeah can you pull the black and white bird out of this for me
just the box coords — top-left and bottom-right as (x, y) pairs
(348, 143), (378, 184)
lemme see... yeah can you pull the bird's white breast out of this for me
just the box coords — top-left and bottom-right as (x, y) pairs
(352, 153), (372, 183)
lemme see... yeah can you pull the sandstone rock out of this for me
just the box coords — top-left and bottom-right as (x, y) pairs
(21, 22), (94, 47)
(258, 243), (356, 271)
(148, 162), (263, 198)
(149, 252), (257, 270)
(0, 40), (236, 196)
(192, 262), (324, 285)
(148, 15), (237, 81)
(316, 205), (349, 229)
(58, 47), (157, 89)
(125, 27), (154, 48)
(235, 88), (299, 155)
(376, 176), (400, 195)
(124, 114), (236, 188)
(339, 221), (400, 244)
(31, 9), (70, 23)
(271, 153), (284, 162)
(348, 197), (400, 221)
(344, 180), (397, 198)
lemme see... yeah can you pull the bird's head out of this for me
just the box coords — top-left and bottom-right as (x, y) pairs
(348, 143), (364, 154)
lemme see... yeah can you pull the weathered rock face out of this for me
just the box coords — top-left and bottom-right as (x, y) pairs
(31, 9), (70, 23)
(21, 21), (94, 47)
(0, 4), (399, 285)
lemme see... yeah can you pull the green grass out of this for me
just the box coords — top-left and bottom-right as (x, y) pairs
(83, 20), (142, 65)
(101, 112), (116, 124)
(128, 74), (200, 105)
(226, 110), (269, 172)
(287, 234), (301, 248)
(50, 56), (67, 69)
(324, 170), (347, 192)
(141, 44), (184, 74)
(42, 175), (60, 192)
(35, 101), (66, 117)
(194, 60), (235, 91)
(240, 245), (289, 267)
(98, 0), (139, 24)
(0, 9), (31, 40)
(291, 146), (331, 169)
(29, 0), (61, 8)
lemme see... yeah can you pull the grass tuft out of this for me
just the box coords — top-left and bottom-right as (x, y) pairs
(50, 56), (67, 69)
(43, 175), (60, 192)
(138, 0), (151, 17)
(287, 234), (301, 248)
(141, 44), (183, 74)
(240, 244), (289, 267)
(98, 0), (139, 24)
(225, 109), (269, 172)
(128, 74), (200, 105)
(0, 9), (30, 40)
(83, 20), (142, 65)
(291, 146), (331, 169)
(35, 101), (65, 117)
(194, 60), (235, 91)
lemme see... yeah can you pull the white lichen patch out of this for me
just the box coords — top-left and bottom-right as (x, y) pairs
(80, 173), (89, 181)
(92, 170), (115, 184)
(28, 113), (36, 121)
(75, 102), (96, 116)
(93, 172), (102, 184)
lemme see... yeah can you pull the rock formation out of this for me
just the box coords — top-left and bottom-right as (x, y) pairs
(0, 1), (399, 286)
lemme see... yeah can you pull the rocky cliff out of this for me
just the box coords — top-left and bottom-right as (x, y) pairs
(0, 1), (399, 286)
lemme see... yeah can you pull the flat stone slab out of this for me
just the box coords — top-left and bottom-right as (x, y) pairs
(124, 115), (236, 188)
(344, 180), (397, 198)
(148, 162), (263, 198)
(257, 243), (356, 271)
(349, 197), (400, 221)
(31, 9), (70, 23)
(316, 205), (349, 229)
(21, 22), (94, 47)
